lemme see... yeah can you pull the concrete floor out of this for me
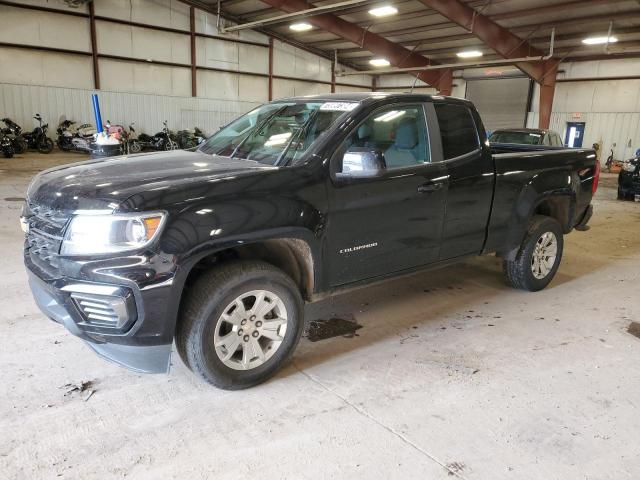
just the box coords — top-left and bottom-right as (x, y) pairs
(1, 150), (639, 480)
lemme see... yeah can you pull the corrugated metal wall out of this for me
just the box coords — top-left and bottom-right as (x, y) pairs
(0, 83), (260, 137)
(527, 59), (640, 161)
(527, 111), (640, 161)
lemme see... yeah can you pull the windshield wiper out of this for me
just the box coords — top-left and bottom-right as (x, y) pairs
(275, 109), (320, 166)
(229, 105), (289, 159)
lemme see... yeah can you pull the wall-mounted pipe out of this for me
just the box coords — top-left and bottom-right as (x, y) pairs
(338, 55), (552, 76)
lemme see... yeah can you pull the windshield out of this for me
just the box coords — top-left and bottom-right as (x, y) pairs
(199, 101), (354, 165)
(489, 131), (543, 145)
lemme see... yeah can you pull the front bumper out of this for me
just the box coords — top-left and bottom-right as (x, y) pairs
(25, 253), (178, 374)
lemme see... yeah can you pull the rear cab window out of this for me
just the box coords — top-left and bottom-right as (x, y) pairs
(433, 103), (480, 159)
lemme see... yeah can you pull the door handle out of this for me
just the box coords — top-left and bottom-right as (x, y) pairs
(417, 181), (444, 193)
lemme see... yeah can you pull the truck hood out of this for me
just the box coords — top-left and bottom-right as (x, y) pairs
(27, 150), (276, 211)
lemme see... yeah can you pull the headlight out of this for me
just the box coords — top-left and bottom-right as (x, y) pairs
(61, 212), (166, 255)
(622, 162), (637, 172)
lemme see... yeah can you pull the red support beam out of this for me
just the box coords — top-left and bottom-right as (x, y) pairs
(190, 7), (197, 97)
(88, 2), (100, 90)
(416, 0), (557, 127)
(260, 0), (452, 94)
(268, 37), (274, 100)
(538, 62), (558, 130)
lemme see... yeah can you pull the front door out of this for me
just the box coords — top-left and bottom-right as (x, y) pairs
(565, 122), (586, 148)
(326, 103), (448, 286)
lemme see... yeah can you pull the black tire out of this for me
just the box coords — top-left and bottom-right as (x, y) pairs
(13, 137), (26, 154)
(176, 261), (304, 389)
(502, 215), (564, 292)
(128, 140), (142, 154)
(58, 139), (73, 152)
(2, 147), (14, 158)
(617, 188), (631, 200)
(38, 138), (54, 154)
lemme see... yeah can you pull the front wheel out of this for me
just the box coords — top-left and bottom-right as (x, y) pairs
(13, 137), (26, 154)
(38, 138), (54, 154)
(164, 139), (179, 151)
(502, 215), (564, 292)
(128, 140), (142, 154)
(176, 261), (304, 389)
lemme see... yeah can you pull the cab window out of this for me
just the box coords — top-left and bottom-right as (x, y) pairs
(338, 105), (429, 174)
(434, 103), (479, 159)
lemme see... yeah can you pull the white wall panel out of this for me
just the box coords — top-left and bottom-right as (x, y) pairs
(0, 48), (93, 89)
(100, 59), (190, 96)
(97, 22), (190, 64)
(337, 66), (372, 88)
(13, 0), (88, 13)
(196, 37), (238, 69)
(95, 0), (190, 31)
(273, 40), (331, 82)
(194, 11), (269, 45)
(0, 6), (90, 51)
(197, 70), (239, 99)
(238, 44), (269, 75)
(238, 76), (269, 103)
(527, 111), (640, 162)
(335, 85), (371, 93)
(272, 79), (331, 100)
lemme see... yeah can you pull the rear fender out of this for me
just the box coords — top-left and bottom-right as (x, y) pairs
(501, 174), (575, 260)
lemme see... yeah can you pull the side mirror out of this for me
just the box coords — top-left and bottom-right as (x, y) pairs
(336, 149), (386, 179)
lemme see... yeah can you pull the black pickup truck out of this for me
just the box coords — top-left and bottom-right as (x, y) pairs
(22, 93), (598, 389)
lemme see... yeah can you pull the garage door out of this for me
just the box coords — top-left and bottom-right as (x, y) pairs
(465, 77), (532, 133)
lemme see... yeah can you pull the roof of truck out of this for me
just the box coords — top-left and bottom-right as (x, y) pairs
(278, 92), (472, 105)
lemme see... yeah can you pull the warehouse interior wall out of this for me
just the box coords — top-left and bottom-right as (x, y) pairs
(0, 0), (372, 135)
(527, 58), (640, 162)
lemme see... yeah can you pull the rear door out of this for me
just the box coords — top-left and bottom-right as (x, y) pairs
(326, 102), (448, 286)
(433, 102), (495, 260)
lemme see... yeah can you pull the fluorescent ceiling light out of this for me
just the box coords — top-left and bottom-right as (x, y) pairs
(290, 22), (312, 32)
(374, 110), (405, 122)
(582, 36), (618, 45)
(369, 5), (398, 17)
(457, 50), (483, 59)
(369, 58), (390, 67)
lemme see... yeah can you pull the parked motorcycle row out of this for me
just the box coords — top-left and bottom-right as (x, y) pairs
(0, 115), (207, 158)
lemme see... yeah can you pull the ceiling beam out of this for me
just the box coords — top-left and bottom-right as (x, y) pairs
(415, 0), (563, 82)
(259, 0), (453, 94)
(221, 0), (369, 32)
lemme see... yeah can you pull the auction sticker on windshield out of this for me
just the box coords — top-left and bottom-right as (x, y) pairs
(320, 102), (358, 112)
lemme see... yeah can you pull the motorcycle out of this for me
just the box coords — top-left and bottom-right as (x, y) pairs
(126, 123), (142, 154)
(1, 131), (14, 158)
(136, 121), (179, 151)
(57, 120), (96, 152)
(0, 118), (27, 154)
(176, 127), (207, 149)
(22, 114), (54, 154)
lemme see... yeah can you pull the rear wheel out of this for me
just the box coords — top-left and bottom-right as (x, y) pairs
(176, 261), (304, 389)
(128, 140), (142, 154)
(503, 215), (564, 292)
(38, 138), (54, 154)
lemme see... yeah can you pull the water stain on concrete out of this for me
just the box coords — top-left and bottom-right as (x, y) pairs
(305, 314), (362, 342)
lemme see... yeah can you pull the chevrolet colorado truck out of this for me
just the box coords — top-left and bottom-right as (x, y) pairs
(22, 93), (598, 389)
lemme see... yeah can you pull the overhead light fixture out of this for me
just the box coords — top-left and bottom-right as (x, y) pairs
(369, 58), (390, 67)
(290, 22), (313, 32)
(457, 50), (483, 59)
(582, 36), (618, 45)
(369, 5), (398, 17)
